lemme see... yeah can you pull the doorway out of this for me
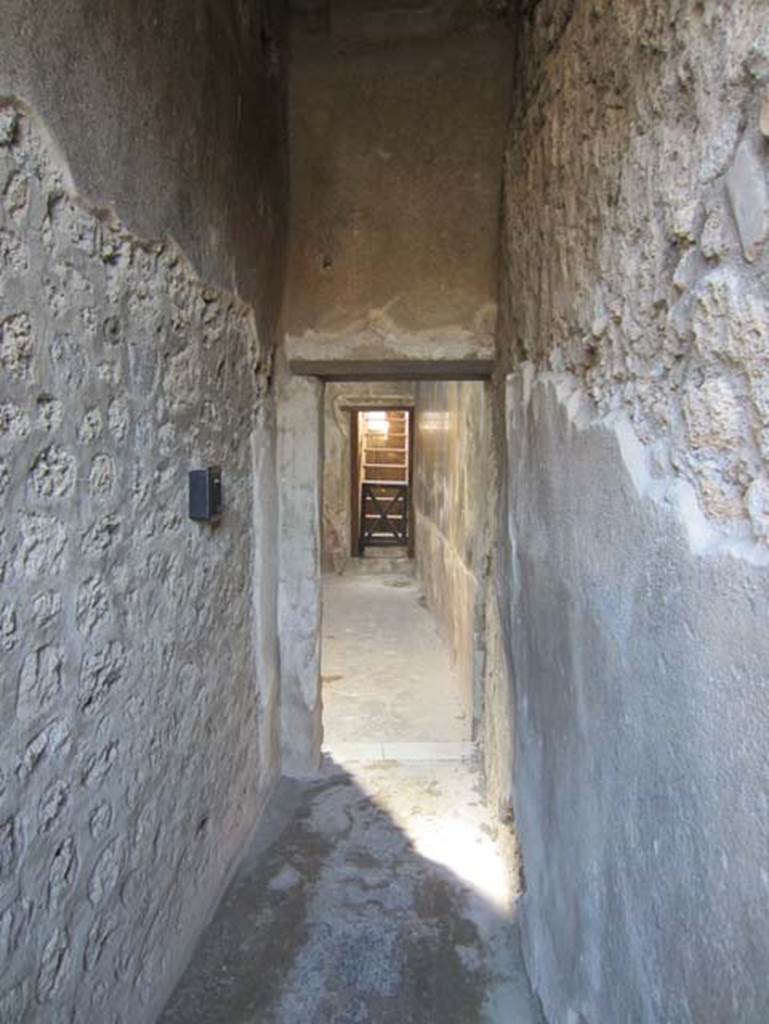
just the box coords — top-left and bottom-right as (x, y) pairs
(351, 407), (415, 559)
(319, 382), (489, 763)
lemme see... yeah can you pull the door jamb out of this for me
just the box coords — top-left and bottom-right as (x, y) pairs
(407, 407), (415, 559)
(350, 410), (360, 557)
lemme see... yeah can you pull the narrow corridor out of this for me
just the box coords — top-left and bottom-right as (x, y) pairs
(160, 575), (542, 1023)
(5, 4), (767, 1021)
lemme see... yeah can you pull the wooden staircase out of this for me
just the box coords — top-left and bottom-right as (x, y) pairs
(358, 410), (410, 552)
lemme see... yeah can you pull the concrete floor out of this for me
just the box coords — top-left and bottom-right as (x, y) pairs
(160, 759), (543, 1024)
(160, 571), (542, 1023)
(322, 571), (471, 760)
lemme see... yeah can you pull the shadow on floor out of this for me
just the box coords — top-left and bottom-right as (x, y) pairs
(159, 758), (544, 1024)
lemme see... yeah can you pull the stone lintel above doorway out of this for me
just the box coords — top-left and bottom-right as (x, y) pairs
(286, 328), (495, 381)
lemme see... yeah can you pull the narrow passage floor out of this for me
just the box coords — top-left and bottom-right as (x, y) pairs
(160, 572), (542, 1023)
(322, 571), (470, 758)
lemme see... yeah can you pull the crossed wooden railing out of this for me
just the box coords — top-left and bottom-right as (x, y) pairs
(358, 482), (409, 553)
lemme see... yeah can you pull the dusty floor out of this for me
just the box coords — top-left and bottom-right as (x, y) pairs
(160, 758), (543, 1024)
(322, 571), (470, 758)
(161, 572), (542, 1023)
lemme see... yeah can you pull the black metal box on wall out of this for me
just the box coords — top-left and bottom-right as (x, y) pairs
(189, 467), (222, 522)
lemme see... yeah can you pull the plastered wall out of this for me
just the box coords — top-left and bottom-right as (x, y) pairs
(0, 3), (287, 1020)
(285, 7), (511, 367)
(1, 0), (287, 319)
(499, 1), (769, 1019)
(277, 363), (323, 779)
(413, 381), (490, 734)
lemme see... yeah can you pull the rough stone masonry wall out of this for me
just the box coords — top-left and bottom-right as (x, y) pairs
(0, 3), (287, 1020)
(0, 104), (279, 1024)
(499, 1), (769, 1021)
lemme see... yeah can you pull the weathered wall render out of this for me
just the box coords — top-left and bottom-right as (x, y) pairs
(498, 2), (769, 1020)
(413, 382), (491, 733)
(0, 2), (288, 1020)
(285, 7), (511, 375)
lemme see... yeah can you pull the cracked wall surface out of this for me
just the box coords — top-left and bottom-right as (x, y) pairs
(498, 2), (769, 1020)
(0, 3), (287, 1012)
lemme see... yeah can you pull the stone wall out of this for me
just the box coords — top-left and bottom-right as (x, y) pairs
(322, 381), (415, 573)
(413, 381), (490, 733)
(498, 1), (769, 1019)
(1, 0), (287, 318)
(0, 3), (287, 1019)
(503, 0), (769, 539)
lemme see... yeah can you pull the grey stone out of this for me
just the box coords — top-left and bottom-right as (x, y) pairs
(17, 644), (63, 712)
(47, 836), (78, 910)
(0, 84), (286, 1023)
(28, 445), (77, 500)
(0, 312), (34, 379)
(38, 779), (70, 833)
(36, 928), (70, 1003)
(0, 108), (18, 146)
(0, 898), (33, 957)
(0, 818), (20, 882)
(726, 139), (769, 262)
